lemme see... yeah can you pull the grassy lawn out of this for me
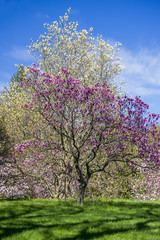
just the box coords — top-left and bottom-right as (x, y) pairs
(0, 198), (160, 240)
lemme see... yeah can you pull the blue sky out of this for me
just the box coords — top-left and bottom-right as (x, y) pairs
(1, 0), (160, 114)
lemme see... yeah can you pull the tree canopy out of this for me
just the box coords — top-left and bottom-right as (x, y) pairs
(29, 9), (123, 92)
(13, 67), (160, 204)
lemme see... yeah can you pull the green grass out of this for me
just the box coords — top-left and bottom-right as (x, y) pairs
(0, 198), (160, 240)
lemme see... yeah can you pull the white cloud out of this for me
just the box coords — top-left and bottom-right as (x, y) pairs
(9, 46), (34, 62)
(119, 47), (160, 96)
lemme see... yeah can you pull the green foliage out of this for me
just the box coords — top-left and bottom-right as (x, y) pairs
(0, 66), (41, 146)
(10, 65), (26, 85)
(0, 117), (11, 158)
(86, 162), (136, 200)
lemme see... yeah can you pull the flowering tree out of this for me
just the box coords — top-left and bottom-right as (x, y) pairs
(2, 8), (124, 199)
(14, 67), (160, 204)
(29, 9), (122, 91)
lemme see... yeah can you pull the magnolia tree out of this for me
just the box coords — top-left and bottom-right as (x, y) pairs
(13, 67), (160, 204)
(5, 8), (124, 199)
(29, 9), (123, 91)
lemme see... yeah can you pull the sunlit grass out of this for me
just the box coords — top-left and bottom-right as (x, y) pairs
(0, 198), (160, 239)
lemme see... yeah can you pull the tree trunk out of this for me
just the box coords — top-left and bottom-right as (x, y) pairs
(77, 182), (87, 205)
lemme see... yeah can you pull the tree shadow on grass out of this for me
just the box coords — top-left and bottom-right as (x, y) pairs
(0, 200), (84, 239)
(0, 199), (160, 240)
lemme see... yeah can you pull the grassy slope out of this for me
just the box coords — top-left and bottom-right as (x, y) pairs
(0, 198), (160, 240)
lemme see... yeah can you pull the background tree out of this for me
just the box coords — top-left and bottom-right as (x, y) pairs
(0, 67), (44, 199)
(0, 66), (77, 199)
(0, 117), (10, 159)
(10, 64), (26, 85)
(29, 9), (123, 92)
(14, 67), (160, 204)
